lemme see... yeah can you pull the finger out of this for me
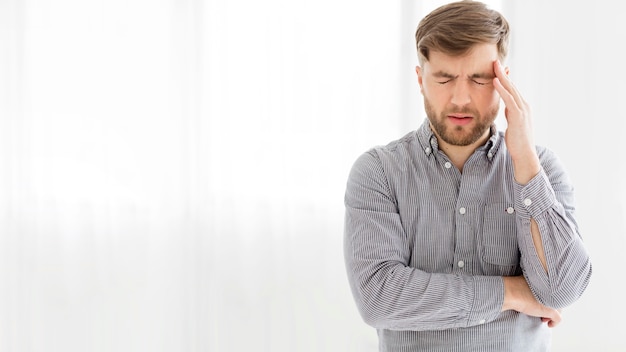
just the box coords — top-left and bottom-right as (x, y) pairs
(493, 77), (520, 114)
(493, 60), (518, 96)
(493, 60), (526, 108)
(548, 309), (562, 327)
(541, 317), (560, 328)
(554, 311), (562, 325)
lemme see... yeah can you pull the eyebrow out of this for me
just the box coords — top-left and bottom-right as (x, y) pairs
(432, 71), (457, 79)
(469, 72), (495, 80)
(431, 71), (495, 80)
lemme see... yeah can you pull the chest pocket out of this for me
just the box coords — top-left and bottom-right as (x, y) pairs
(480, 203), (520, 275)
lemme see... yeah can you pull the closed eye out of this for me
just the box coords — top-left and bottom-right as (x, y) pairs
(437, 79), (452, 85)
(472, 79), (490, 86)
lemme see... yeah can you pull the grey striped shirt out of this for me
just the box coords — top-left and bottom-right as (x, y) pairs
(343, 120), (592, 352)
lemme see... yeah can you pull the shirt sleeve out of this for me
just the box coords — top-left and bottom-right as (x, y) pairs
(514, 147), (592, 309)
(343, 150), (503, 331)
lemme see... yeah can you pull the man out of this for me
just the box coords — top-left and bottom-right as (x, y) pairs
(343, 1), (592, 351)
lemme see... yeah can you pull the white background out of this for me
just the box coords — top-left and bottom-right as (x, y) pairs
(1, 0), (624, 351)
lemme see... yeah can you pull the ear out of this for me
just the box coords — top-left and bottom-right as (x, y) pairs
(415, 66), (424, 94)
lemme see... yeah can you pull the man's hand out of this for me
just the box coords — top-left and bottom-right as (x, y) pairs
(493, 60), (541, 185)
(502, 276), (561, 328)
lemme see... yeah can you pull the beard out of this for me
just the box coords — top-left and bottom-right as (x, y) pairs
(424, 97), (499, 147)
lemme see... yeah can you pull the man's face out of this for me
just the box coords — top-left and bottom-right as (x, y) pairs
(416, 43), (502, 147)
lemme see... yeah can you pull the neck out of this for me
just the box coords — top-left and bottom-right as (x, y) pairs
(433, 127), (491, 172)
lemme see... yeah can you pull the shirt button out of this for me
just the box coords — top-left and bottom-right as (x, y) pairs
(479, 319), (486, 324)
(458, 260), (465, 268)
(524, 198), (532, 206)
(425, 147), (431, 154)
(444, 162), (452, 169)
(506, 207), (515, 214)
(487, 152), (493, 158)
(459, 207), (466, 215)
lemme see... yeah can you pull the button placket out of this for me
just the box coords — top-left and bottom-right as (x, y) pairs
(454, 202), (470, 272)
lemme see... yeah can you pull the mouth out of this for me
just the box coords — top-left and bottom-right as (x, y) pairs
(447, 114), (474, 126)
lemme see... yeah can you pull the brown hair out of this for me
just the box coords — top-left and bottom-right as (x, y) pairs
(415, 0), (510, 65)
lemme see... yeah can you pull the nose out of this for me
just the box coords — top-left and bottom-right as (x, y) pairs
(450, 80), (471, 106)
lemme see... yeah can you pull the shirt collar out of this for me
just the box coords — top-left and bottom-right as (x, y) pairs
(416, 119), (502, 161)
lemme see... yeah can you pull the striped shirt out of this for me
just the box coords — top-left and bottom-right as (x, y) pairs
(343, 120), (592, 352)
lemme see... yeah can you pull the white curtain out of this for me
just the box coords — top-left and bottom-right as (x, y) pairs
(1, 1), (418, 351)
(1, 1), (623, 351)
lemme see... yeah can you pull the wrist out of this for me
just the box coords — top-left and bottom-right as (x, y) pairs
(501, 276), (522, 312)
(511, 152), (540, 185)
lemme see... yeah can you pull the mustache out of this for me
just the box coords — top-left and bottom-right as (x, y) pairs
(442, 106), (479, 116)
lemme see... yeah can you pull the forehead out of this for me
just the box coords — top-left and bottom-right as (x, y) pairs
(423, 43), (499, 75)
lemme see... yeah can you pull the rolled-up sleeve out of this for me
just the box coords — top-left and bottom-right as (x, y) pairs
(343, 150), (503, 331)
(514, 148), (592, 308)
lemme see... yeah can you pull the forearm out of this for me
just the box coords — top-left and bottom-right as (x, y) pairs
(345, 219), (504, 331)
(512, 152), (549, 273)
(514, 169), (592, 308)
(511, 148), (541, 186)
(529, 218), (547, 272)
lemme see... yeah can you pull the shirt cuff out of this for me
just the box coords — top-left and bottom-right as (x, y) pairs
(466, 276), (504, 327)
(514, 169), (556, 219)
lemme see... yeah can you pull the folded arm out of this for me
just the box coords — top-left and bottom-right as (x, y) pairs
(343, 151), (503, 331)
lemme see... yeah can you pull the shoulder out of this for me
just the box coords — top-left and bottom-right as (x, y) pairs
(361, 130), (419, 165)
(347, 131), (418, 186)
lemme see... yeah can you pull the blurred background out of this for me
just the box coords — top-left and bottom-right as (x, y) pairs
(1, 0), (624, 351)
